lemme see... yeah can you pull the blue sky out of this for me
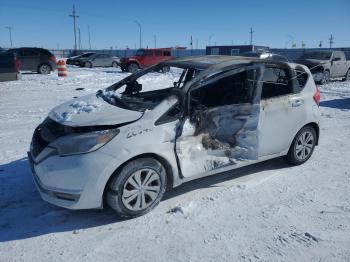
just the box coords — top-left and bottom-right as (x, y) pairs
(0, 0), (349, 50)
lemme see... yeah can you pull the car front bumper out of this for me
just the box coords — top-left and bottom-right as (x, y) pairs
(27, 149), (118, 210)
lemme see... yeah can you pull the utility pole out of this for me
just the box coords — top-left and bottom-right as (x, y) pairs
(249, 27), (254, 45)
(69, 5), (79, 50)
(190, 35), (193, 56)
(329, 34), (334, 49)
(134, 20), (142, 48)
(154, 34), (157, 48)
(88, 25), (92, 50)
(208, 34), (214, 46)
(78, 28), (81, 49)
(5, 26), (13, 47)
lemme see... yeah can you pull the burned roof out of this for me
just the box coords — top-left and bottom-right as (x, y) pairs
(162, 55), (289, 70)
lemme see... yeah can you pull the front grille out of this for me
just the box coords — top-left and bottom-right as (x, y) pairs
(31, 127), (49, 158)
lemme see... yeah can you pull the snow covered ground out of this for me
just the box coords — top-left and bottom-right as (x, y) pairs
(0, 67), (349, 261)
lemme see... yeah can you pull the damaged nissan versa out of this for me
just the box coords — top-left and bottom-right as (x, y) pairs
(28, 56), (320, 217)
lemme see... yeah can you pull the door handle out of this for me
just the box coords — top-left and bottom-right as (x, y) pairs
(290, 98), (304, 107)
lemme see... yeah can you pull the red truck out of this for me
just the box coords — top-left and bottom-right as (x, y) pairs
(119, 48), (173, 73)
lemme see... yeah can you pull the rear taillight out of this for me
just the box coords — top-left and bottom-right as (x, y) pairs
(50, 55), (56, 63)
(14, 58), (20, 72)
(313, 86), (321, 106)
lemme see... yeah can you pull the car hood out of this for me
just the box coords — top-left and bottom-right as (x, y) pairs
(48, 93), (143, 127)
(294, 59), (326, 66)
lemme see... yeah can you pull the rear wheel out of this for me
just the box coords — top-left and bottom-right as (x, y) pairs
(106, 158), (167, 218)
(127, 63), (139, 73)
(85, 61), (93, 68)
(37, 64), (51, 74)
(161, 66), (170, 73)
(286, 126), (316, 165)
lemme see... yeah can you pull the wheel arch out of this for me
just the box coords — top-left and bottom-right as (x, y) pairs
(306, 122), (320, 145)
(128, 60), (141, 68)
(37, 62), (52, 72)
(102, 153), (174, 208)
(297, 122), (319, 145)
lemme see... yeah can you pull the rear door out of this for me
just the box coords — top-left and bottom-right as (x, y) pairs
(258, 65), (307, 157)
(175, 64), (263, 178)
(93, 54), (104, 66)
(101, 54), (112, 66)
(19, 48), (40, 71)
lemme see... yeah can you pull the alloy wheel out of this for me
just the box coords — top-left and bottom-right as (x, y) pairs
(121, 168), (161, 211)
(295, 131), (314, 161)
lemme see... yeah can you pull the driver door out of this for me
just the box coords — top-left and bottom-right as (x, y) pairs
(175, 65), (263, 178)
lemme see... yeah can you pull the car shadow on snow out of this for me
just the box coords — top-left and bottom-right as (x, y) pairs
(163, 157), (290, 200)
(0, 156), (290, 243)
(320, 98), (350, 110)
(0, 158), (120, 243)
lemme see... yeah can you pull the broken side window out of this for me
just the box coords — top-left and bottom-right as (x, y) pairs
(261, 67), (293, 99)
(190, 70), (255, 109)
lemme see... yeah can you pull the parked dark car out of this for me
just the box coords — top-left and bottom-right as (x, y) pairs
(0, 52), (21, 81)
(294, 50), (350, 84)
(5, 47), (57, 74)
(66, 52), (96, 65)
(78, 53), (120, 68)
(240, 52), (289, 62)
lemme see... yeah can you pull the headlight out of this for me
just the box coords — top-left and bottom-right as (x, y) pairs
(50, 129), (119, 156)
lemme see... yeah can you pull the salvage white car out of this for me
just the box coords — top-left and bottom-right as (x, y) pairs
(28, 56), (321, 217)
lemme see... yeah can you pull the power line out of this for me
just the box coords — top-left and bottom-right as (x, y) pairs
(5, 26), (13, 47)
(69, 5), (79, 50)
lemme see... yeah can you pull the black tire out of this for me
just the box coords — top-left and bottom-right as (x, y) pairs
(127, 63), (139, 73)
(106, 158), (167, 218)
(112, 61), (119, 68)
(37, 63), (51, 74)
(320, 70), (330, 85)
(85, 61), (93, 68)
(286, 126), (316, 165)
(161, 66), (170, 73)
(342, 69), (350, 82)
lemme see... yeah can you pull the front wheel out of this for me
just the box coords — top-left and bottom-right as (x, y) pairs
(320, 70), (330, 85)
(342, 69), (350, 82)
(127, 63), (139, 73)
(112, 61), (119, 68)
(286, 126), (316, 165)
(106, 158), (167, 218)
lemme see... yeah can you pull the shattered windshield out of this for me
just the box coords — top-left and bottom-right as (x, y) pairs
(300, 52), (332, 60)
(98, 66), (196, 112)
